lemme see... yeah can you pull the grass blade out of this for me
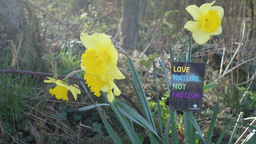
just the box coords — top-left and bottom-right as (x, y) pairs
(206, 91), (221, 144)
(127, 57), (156, 130)
(187, 34), (192, 63)
(204, 83), (218, 90)
(96, 106), (123, 144)
(242, 131), (256, 144)
(158, 59), (178, 144)
(153, 60), (163, 136)
(116, 101), (164, 143)
(183, 112), (189, 143)
(228, 112), (243, 144)
(78, 104), (109, 111)
(180, 52), (185, 62)
(216, 121), (256, 144)
(188, 112), (204, 143)
(164, 112), (172, 144)
(187, 112), (196, 144)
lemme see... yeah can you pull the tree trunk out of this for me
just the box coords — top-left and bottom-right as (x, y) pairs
(121, 0), (140, 50)
(194, 0), (205, 7)
(0, 0), (24, 44)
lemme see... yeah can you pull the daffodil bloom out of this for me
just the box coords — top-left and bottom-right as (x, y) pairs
(184, 1), (224, 45)
(44, 77), (81, 101)
(80, 33), (125, 102)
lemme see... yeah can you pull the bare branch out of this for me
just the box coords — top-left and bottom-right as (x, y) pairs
(17, 0), (80, 39)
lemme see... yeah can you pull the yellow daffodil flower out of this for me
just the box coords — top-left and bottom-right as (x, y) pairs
(44, 77), (81, 101)
(80, 33), (125, 102)
(184, 1), (224, 45)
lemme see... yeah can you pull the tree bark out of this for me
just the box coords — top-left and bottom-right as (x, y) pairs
(0, 0), (24, 41)
(121, 0), (140, 50)
(194, 0), (205, 7)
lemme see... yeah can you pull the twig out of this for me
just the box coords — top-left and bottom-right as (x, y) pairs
(0, 68), (85, 82)
(222, 57), (256, 77)
(234, 117), (256, 144)
(237, 73), (256, 86)
(5, 131), (19, 144)
(218, 27), (254, 82)
(89, 8), (116, 22)
(219, 47), (225, 75)
(79, 122), (92, 129)
(17, 0), (80, 39)
(221, 42), (242, 77)
(217, 107), (230, 118)
(239, 72), (255, 103)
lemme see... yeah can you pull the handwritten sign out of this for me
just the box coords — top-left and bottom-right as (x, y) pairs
(169, 62), (205, 112)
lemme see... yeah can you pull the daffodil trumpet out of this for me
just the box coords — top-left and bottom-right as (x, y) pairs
(44, 77), (81, 101)
(80, 33), (125, 102)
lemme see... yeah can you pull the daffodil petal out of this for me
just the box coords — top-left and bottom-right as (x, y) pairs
(101, 84), (109, 92)
(109, 80), (121, 96)
(107, 88), (114, 103)
(55, 80), (67, 87)
(106, 60), (125, 79)
(184, 21), (200, 32)
(193, 28), (211, 45)
(186, 5), (201, 20)
(107, 45), (118, 62)
(94, 33), (112, 50)
(211, 6), (224, 19)
(44, 77), (56, 83)
(80, 33), (99, 50)
(210, 26), (222, 35)
(69, 85), (81, 101)
(200, 1), (215, 14)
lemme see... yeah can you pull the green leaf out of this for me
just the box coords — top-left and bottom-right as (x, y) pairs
(78, 103), (109, 111)
(180, 52), (185, 62)
(140, 60), (148, 67)
(61, 105), (67, 112)
(139, 54), (157, 68)
(24, 136), (34, 142)
(127, 57), (157, 129)
(58, 111), (67, 121)
(102, 92), (141, 144)
(73, 113), (82, 122)
(164, 112), (172, 144)
(117, 105), (145, 128)
(206, 91), (221, 144)
(116, 101), (163, 143)
(196, 132), (203, 144)
(66, 107), (75, 113)
(187, 34), (192, 63)
(188, 112), (204, 143)
(204, 83), (217, 90)
(153, 61), (162, 136)
(138, 135), (145, 142)
(158, 59), (178, 144)
(92, 122), (102, 133)
(228, 112), (243, 144)
(243, 131), (256, 144)
(96, 106), (123, 144)
(216, 122), (256, 144)
(183, 112), (189, 144)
